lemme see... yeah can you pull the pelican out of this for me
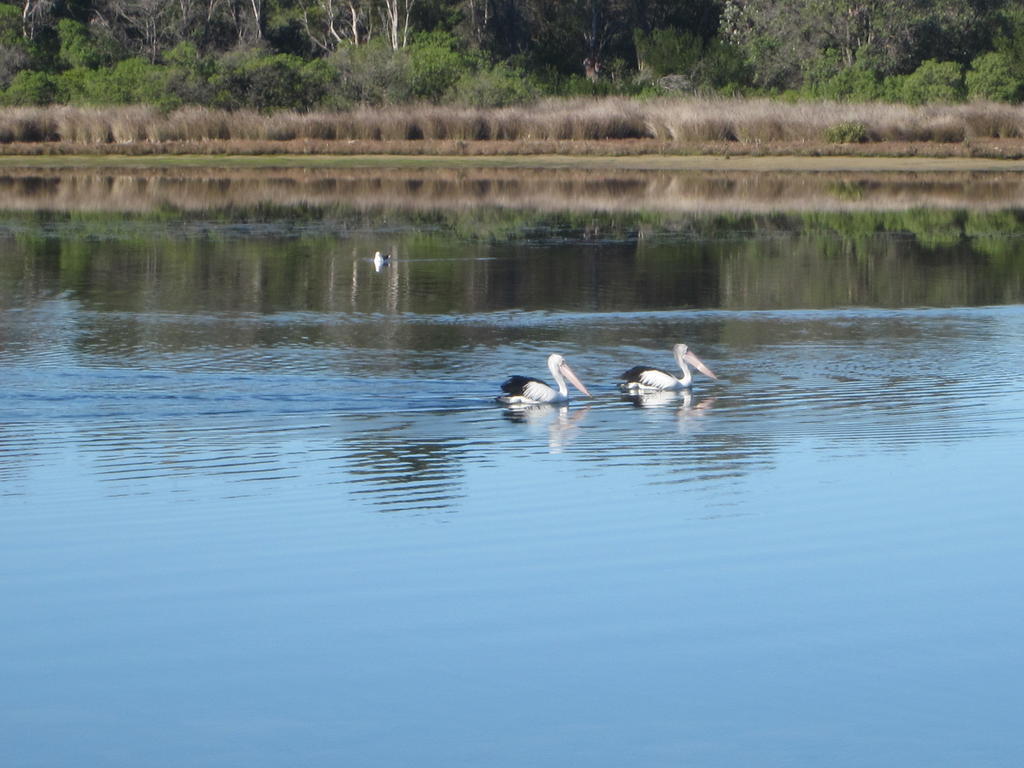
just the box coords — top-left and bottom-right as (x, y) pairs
(498, 353), (592, 405)
(373, 251), (391, 270)
(620, 343), (717, 391)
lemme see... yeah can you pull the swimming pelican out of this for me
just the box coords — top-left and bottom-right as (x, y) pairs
(498, 353), (592, 404)
(620, 343), (717, 391)
(373, 251), (391, 270)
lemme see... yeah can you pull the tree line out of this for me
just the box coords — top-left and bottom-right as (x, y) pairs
(2, 0), (1024, 109)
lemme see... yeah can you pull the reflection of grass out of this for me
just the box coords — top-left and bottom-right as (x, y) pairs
(827, 182), (866, 201)
(3, 166), (1024, 218)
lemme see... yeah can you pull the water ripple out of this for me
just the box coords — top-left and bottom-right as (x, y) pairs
(3, 305), (1022, 511)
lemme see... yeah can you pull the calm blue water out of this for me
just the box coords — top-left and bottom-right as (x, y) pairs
(2, 171), (1024, 767)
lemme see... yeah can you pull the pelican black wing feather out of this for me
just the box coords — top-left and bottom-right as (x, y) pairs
(501, 375), (543, 396)
(621, 365), (664, 382)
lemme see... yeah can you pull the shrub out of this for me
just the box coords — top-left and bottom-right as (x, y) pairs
(325, 40), (412, 107)
(0, 3), (22, 47)
(219, 52), (320, 110)
(966, 52), (1024, 103)
(635, 29), (747, 94)
(808, 65), (884, 102)
(824, 121), (868, 143)
(157, 43), (214, 106)
(0, 42), (29, 87)
(899, 59), (965, 105)
(58, 19), (100, 69)
(54, 66), (91, 102)
(407, 31), (473, 102)
(3, 70), (57, 105)
(451, 62), (535, 107)
(634, 28), (703, 79)
(553, 72), (638, 98)
(107, 58), (167, 104)
(699, 37), (751, 92)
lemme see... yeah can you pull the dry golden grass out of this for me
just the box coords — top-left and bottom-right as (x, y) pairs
(2, 98), (1024, 155)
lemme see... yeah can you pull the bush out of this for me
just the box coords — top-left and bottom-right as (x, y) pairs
(699, 37), (751, 92)
(208, 47), (328, 110)
(301, 58), (336, 106)
(824, 121), (868, 143)
(634, 28), (703, 79)
(635, 29), (748, 94)
(451, 62), (535, 107)
(160, 43), (214, 106)
(55, 59), (168, 106)
(806, 65), (884, 102)
(407, 31), (473, 102)
(966, 52), (1024, 103)
(107, 58), (168, 104)
(0, 3), (22, 47)
(325, 40), (412, 107)
(0, 43), (29, 87)
(248, 54), (312, 110)
(3, 70), (57, 105)
(58, 19), (104, 69)
(898, 59), (965, 105)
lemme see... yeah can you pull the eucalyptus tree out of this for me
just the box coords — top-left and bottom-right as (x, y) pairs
(19, 0), (58, 39)
(380, 0), (414, 48)
(722, 0), (1000, 88)
(295, 0), (414, 51)
(90, 0), (182, 61)
(298, 0), (370, 50)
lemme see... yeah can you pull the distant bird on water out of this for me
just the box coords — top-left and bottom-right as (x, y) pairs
(498, 353), (592, 405)
(373, 251), (391, 271)
(620, 343), (718, 391)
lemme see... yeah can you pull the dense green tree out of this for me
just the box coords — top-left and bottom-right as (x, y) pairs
(3, 68), (55, 103)
(723, 0), (999, 89)
(896, 58), (965, 104)
(634, 27), (748, 92)
(993, 5), (1024, 84)
(325, 38), (413, 105)
(407, 29), (472, 100)
(0, 3), (31, 85)
(450, 60), (535, 105)
(966, 51), (1024, 101)
(722, 0), (917, 88)
(0, 0), (1022, 106)
(57, 18), (123, 68)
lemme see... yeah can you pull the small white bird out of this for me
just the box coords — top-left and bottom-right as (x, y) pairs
(498, 353), (592, 405)
(373, 251), (391, 271)
(620, 343), (717, 391)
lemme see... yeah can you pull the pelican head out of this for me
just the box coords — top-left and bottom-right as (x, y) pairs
(673, 343), (717, 381)
(547, 353), (591, 398)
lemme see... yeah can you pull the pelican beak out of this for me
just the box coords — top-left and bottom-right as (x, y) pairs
(559, 361), (592, 397)
(683, 349), (718, 380)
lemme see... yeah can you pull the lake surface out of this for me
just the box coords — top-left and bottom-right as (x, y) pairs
(2, 166), (1023, 767)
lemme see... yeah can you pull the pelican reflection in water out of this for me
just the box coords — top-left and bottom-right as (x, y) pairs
(621, 389), (717, 436)
(503, 404), (591, 452)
